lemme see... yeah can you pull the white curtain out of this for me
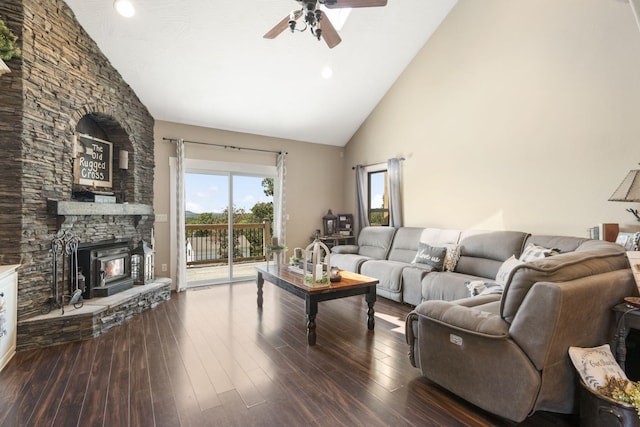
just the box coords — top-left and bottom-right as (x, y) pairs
(273, 152), (286, 246)
(175, 138), (187, 292)
(354, 165), (369, 237)
(387, 157), (403, 228)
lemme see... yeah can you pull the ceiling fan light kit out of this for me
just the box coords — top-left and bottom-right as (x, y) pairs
(264, 0), (388, 48)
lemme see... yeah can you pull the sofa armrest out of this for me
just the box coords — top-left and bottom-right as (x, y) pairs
(413, 300), (509, 339)
(331, 244), (360, 255)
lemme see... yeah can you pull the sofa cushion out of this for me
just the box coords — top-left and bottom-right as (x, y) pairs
(422, 271), (491, 302)
(455, 231), (529, 279)
(412, 242), (446, 271)
(500, 241), (629, 322)
(387, 227), (424, 263)
(357, 226), (397, 259)
(524, 235), (588, 254)
(419, 228), (461, 246)
(330, 254), (374, 273)
(360, 260), (408, 298)
(331, 245), (359, 255)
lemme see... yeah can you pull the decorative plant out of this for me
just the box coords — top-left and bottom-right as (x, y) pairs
(598, 376), (640, 419)
(0, 18), (21, 60)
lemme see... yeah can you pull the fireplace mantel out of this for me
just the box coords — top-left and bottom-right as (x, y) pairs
(48, 200), (153, 217)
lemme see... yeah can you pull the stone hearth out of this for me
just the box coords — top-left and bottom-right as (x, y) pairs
(16, 278), (171, 351)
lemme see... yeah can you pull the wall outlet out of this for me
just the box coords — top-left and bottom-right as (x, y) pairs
(156, 214), (168, 223)
(161, 264), (167, 272)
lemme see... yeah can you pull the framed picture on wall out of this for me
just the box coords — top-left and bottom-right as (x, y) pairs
(73, 133), (113, 189)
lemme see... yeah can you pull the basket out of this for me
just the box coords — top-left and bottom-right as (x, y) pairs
(579, 379), (639, 427)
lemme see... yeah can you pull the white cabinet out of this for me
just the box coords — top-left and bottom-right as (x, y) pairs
(0, 264), (19, 371)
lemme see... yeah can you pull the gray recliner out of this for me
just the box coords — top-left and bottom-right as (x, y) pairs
(330, 226), (397, 273)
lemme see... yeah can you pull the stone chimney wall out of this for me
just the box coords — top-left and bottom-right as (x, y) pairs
(0, 0), (155, 321)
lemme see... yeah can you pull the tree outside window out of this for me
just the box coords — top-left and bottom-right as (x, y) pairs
(368, 170), (389, 226)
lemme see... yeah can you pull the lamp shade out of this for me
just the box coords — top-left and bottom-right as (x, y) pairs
(609, 169), (640, 202)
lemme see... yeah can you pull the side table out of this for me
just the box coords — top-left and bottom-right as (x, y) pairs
(612, 302), (640, 372)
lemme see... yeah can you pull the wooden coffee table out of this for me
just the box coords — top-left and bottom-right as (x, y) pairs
(255, 265), (378, 345)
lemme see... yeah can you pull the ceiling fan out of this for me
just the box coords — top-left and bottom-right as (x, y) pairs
(264, 0), (388, 49)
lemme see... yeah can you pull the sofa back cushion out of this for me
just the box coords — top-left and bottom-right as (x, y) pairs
(454, 231), (529, 279)
(523, 235), (588, 254)
(419, 228), (462, 246)
(357, 226), (397, 260)
(387, 227), (425, 263)
(500, 240), (629, 322)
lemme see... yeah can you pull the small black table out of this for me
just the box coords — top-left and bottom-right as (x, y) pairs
(255, 265), (377, 345)
(613, 302), (640, 371)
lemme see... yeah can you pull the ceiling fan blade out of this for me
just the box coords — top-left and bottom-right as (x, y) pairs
(319, 12), (341, 48)
(264, 10), (302, 39)
(324, 0), (387, 9)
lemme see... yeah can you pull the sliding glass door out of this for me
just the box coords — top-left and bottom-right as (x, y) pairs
(184, 170), (274, 287)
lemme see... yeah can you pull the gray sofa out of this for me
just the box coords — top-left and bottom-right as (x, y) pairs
(332, 226), (639, 421)
(332, 226), (586, 306)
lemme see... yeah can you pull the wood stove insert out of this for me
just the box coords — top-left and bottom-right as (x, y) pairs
(77, 240), (134, 298)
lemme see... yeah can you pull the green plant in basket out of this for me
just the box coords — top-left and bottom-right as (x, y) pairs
(598, 376), (640, 419)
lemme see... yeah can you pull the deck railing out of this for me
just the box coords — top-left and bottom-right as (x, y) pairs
(185, 221), (271, 267)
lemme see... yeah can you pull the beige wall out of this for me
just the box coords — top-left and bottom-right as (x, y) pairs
(344, 0), (640, 237)
(153, 121), (345, 284)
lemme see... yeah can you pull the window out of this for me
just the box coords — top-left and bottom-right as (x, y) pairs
(368, 170), (389, 226)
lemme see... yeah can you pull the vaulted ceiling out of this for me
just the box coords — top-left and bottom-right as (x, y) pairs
(64, 0), (457, 146)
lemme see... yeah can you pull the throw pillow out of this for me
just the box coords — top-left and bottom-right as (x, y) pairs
(568, 344), (628, 390)
(495, 255), (523, 286)
(443, 244), (461, 272)
(412, 242), (447, 271)
(519, 243), (561, 263)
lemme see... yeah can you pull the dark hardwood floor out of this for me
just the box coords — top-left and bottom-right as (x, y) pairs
(0, 280), (579, 426)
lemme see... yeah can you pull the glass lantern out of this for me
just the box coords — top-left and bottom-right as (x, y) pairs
(132, 241), (154, 285)
(303, 238), (331, 286)
(322, 209), (338, 236)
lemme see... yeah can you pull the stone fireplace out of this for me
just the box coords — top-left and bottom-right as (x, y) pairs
(0, 0), (166, 350)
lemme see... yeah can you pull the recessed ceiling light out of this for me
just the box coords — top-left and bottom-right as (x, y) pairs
(114, 0), (135, 18)
(321, 66), (333, 79)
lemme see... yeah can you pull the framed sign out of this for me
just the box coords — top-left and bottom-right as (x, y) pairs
(73, 133), (113, 189)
